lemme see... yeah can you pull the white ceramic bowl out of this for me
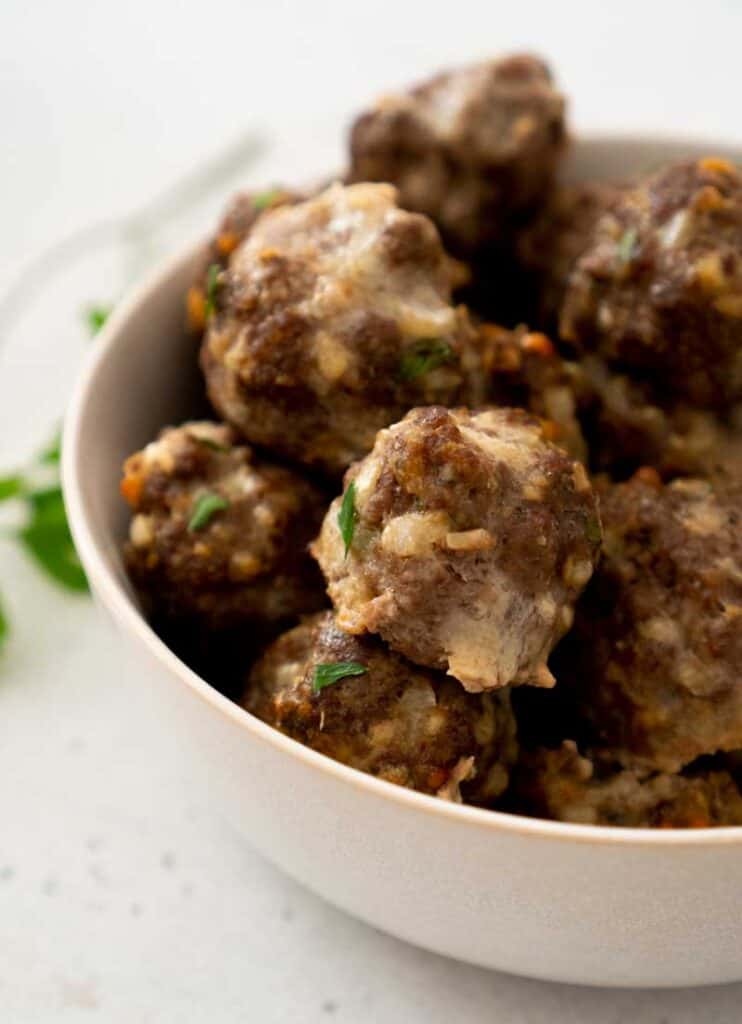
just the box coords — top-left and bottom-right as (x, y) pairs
(63, 136), (742, 988)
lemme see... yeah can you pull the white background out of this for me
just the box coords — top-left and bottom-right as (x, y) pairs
(2, 1), (742, 1019)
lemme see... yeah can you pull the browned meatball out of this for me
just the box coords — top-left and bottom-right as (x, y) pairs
(201, 182), (489, 476)
(575, 354), (738, 480)
(349, 54), (566, 257)
(121, 421), (327, 631)
(512, 742), (742, 828)
(186, 187), (301, 332)
(244, 611), (518, 802)
(516, 182), (622, 327)
(312, 407), (601, 692)
(561, 158), (742, 409)
(556, 472), (742, 772)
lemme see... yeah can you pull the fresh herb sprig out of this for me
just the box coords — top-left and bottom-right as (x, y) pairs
(399, 338), (455, 381)
(337, 481), (357, 557)
(0, 431), (89, 651)
(313, 661), (367, 693)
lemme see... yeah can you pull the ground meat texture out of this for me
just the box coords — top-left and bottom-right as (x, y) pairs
(561, 158), (742, 409)
(576, 354), (738, 480)
(312, 406), (601, 692)
(556, 472), (742, 772)
(511, 742), (742, 828)
(200, 182), (489, 477)
(186, 187), (301, 332)
(480, 324), (587, 462)
(516, 182), (622, 328)
(121, 421), (327, 632)
(348, 54), (566, 258)
(244, 611), (518, 802)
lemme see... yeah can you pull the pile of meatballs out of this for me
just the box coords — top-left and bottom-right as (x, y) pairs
(121, 54), (742, 828)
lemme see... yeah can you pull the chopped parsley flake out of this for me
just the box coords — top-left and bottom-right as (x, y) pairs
(337, 481), (357, 557)
(86, 306), (111, 335)
(188, 492), (229, 532)
(586, 516), (602, 545)
(204, 263), (221, 319)
(193, 435), (231, 454)
(615, 227), (638, 266)
(313, 661), (367, 693)
(399, 338), (455, 381)
(252, 189), (281, 211)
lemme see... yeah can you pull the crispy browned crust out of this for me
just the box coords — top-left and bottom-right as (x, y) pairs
(561, 158), (742, 409)
(122, 421), (327, 631)
(312, 406), (601, 691)
(511, 742), (742, 828)
(556, 472), (742, 772)
(349, 54), (566, 257)
(244, 611), (517, 801)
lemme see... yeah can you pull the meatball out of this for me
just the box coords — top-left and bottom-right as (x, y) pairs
(516, 182), (622, 327)
(512, 742), (742, 828)
(349, 54), (566, 257)
(312, 406), (601, 692)
(200, 182), (488, 476)
(561, 158), (742, 409)
(576, 354), (737, 480)
(186, 186), (301, 332)
(121, 421), (327, 632)
(481, 324), (587, 462)
(244, 611), (518, 802)
(556, 472), (742, 772)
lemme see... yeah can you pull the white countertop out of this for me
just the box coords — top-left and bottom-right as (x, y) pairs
(2, 1), (742, 1018)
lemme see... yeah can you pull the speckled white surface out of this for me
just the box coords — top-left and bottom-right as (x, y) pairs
(2, 1), (742, 1018)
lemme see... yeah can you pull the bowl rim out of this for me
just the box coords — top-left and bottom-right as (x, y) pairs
(63, 131), (742, 848)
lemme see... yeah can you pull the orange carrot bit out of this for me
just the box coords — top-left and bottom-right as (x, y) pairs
(186, 286), (206, 331)
(120, 473), (143, 507)
(634, 466), (663, 488)
(521, 331), (555, 358)
(698, 156), (734, 176)
(216, 231), (239, 256)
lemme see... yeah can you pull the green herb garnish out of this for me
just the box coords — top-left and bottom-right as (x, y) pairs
(38, 428), (62, 465)
(0, 597), (7, 652)
(0, 475), (23, 502)
(252, 189), (281, 211)
(188, 492), (229, 532)
(204, 263), (221, 320)
(586, 516), (602, 545)
(337, 481), (357, 557)
(193, 436), (231, 454)
(399, 338), (455, 381)
(313, 661), (367, 693)
(86, 305), (111, 335)
(18, 486), (88, 591)
(615, 227), (638, 266)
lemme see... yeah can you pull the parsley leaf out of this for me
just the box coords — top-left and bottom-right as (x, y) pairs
(193, 436), (231, 454)
(38, 428), (62, 465)
(615, 227), (638, 266)
(586, 516), (602, 545)
(0, 475), (23, 502)
(253, 189), (281, 211)
(399, 338), (455, 381)
(85, 305), (111, 335)
(337, 481), (357, 557)
(188, 492), (229, 532)
(313, 661), (367, 693)
(204, 263), (221, 320)
(0, 597), (7, 652)
(18, 486), (88, 591)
